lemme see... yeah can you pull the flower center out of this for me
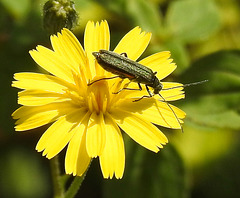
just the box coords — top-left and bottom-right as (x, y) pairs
(86, 80), (111, 114)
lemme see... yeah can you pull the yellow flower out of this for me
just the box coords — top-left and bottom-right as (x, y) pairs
(12, 20), (186, 179)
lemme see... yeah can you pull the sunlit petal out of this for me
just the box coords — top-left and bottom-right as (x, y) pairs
(111, 109), (168, 152)
(51, 29), (86, 74)
(114, 27), (151, 61)
(84, 20), (110, 77)
(12, 102), (81, 131)
(12, 73), (74, 93)
(36, 109), (87, 159)
(86, 112), (106, 157)
(139, 51), (176, 80)
(99, 113), (125, 179)
(29, 46), (74, 83)
(65, 112), (91, 176)
(18, 90), (68, 106)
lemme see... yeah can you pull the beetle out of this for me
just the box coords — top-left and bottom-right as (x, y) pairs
(90, 49), (163, 100)
(89, 49), (183, 129)
(88, 49), (207, 131)
(89, 49), (206, 98)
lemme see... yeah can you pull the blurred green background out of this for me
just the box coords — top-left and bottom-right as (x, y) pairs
(1, 0), (240, 197)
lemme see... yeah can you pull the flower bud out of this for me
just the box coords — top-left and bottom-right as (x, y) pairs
(43, 0), (78, 35)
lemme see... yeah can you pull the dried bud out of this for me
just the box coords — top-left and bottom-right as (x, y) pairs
(43, 0), (78, 35)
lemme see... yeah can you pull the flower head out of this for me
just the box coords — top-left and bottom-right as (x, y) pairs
(12, 20), (186, 179)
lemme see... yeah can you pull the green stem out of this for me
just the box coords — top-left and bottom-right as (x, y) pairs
(50, 156), (91, 198)
(50, 156), (65, 198)
(65, 170), (88, 198)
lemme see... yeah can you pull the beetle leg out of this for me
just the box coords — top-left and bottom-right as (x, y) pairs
(88, 76), (120, 86)
(120, 52), (128, 57)
(146, 85), (154, 97)
(133, 85), (153, 102)
(157, 93), (183, 133)
(113, 82), (143, 94)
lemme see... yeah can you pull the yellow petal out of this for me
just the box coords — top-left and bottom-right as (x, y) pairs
(111, 80), (185, 102)
(108, 78), (132, 104)
(50, 29), (87, 75)
(86, 112), (106, 157)
(114, 26), (151, 61)
(99, 113), (125, 179)
(138, 51), (176, 80)
(152, 100), (186, 128)
(84, 20), (110, 77)
(115, 98), (185, 129)
(12, 102), (80, 131)
(65, 111), (91, 176)
(29, 46), (74, 83)
(162, 82), (183, 89)
(161, 82), (185, 101)
(18, 90), (68, 106)
(111, 110), (168, 152)
(36, 110), (84, 159)
(12, 73), (74, 93)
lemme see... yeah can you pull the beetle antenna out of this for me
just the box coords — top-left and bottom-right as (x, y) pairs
(162, 80), (208, 91)
(158, 93), (183, 133)
(183, 80), (208, 87)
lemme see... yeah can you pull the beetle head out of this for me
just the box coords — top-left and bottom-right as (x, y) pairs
(152, 76), (163, 94)
(92, 52), (100, 58)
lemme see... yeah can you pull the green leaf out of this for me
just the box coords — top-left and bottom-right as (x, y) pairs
(163, 39), (190, 74)
(103, 141), (188, 198)
(166, 0), (221, 43)
(180, 50), (240, 129)
(96, 0), (126, 16)
(126, 0), (162, 34)
(96, 0), (162, 34)
(1, 0), (31, 20)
